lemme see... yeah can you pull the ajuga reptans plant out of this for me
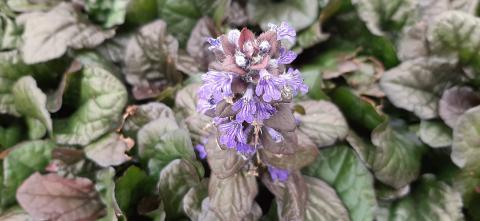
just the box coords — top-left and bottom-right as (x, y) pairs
(196, 22), (318, 220)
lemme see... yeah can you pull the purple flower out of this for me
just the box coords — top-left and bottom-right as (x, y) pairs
(196, 97), (215, 114)
(237, 142), (255, 155)
(282, 68), (308, 95)
(207, 37), (222, 51)
(268, 166), (289, 182)
(269, 22), (296, 43)
(266, 127), (283, 143)
(255, 69), (285, 102)
(218, 120), (246, 149)
(194, 144), (207, 159)
(232, 86), (256, 123)
(255, 99), (276, 122)
(277, 48), (297, 64)
(198, 71), (234, 101)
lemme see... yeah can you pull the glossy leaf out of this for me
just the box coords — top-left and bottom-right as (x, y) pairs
(296, 100), (348, 147)
(304, 176), (350, 221)
(439, 86), (480, 128)
(12, 76), (52, 135)
(303, 145), (377, 221)
(419, 120), (452, 148)
(1, 140), (55, 208)
(85, 0), (130, 28)
(451, 105), (480, 168)
(158, 159), (200, 219)
(53, 66), (127, 145)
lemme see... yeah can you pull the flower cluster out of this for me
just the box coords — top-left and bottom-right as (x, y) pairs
(197, 22), (308, 182)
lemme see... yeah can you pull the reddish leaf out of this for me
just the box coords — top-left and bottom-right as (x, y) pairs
(16, 173), (105, 221)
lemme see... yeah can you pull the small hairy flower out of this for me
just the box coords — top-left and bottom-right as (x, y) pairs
(268, 166), (289, 182)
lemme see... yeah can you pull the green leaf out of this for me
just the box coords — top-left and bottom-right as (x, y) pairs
(0, 13), (20, 50)
(380, 57), (459, 119)
(0, 123), (22, 150)
(137, 118), (202, 177)
(428, 11), (480, 72)
(20, 2), (115, 64)
(296, 21), (330, 49)
(157, 159), (200, 219)
(6, 0), (61, 12)
(85, 133), (133, 167)
(96, 167), (126, 221)
(296, 100), (348, 147)
(12, 76), (52, 135)
(157, 0), (216, 46)
(124, 0), (158, 26)
(1, 140), (55, 208)
(451, 105), (480, 168)
(379, 175), (464, 221)
(247, 0), (318, 31)
(371, 122), (426, 188)
(115, 166), (149, 213)
(330, 86), (386, 132)
(25, 118), (47, 140)
(54, 66), (127, 146)
(303, 145), (377, 221)
(124, 20), (181, 100)
(418, 120), (452, 148)
(0, 51), (64, 116)
(85, 0), (130, 28)
(123, 102), (175, 137)
(304, 176), (350, 221)
(208, 171), (258, 221)
(352, 0), (415, 35)
(182, 179), (208, 221)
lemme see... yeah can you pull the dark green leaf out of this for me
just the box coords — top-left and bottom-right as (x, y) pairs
(157, 0), (216, 45)
(53, 66), (127, 145)
(1, 140), (55, 208)
(303, 144), (377, 221)
(158, 159), (200, 219)
(371, 122), (426, 188)
(115, 166), (148, 213)
(0, 123), (22, 150)
(96, 167), (126, 221)
(86, 0), (130, 28)
(379, 175), (463, 221)
(12, 76), (52, 135)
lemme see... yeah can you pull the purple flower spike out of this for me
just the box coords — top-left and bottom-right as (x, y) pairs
(256, 69), (285, 102)
(268, 166), (289, 182)
(270, 22), (296, 43)
(282, 68), (308, 95)
(237, 142), (255, 155)
(277, 48), (297, 64)
(255, 99), (276, 122)
(194, 144), (207, 159)
(233, 86), (257, 123)
(266, 127), (283, 143)
(218, 120), (245, 149)
(196, 97), (215, 114)
(198, 71), (234, 101)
